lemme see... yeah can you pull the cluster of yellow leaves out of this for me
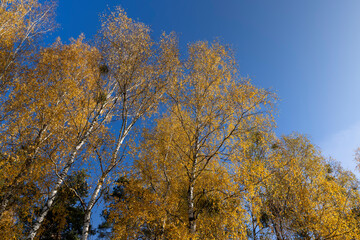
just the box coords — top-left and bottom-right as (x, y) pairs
(255, 135), (360, 239)
(104, 40), (360, 240)
(0, 1), (107, 237)
(105, 41), (275, 240)
(0, 37), (103, 238)
(0, 0), (54, 95)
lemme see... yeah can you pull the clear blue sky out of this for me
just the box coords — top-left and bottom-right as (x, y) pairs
(52, 0), (360, 233)
(54, 0), (360, 182)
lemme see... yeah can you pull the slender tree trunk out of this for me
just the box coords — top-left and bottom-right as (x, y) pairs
(81, 128), (129, 240)
(188, 182), (196, 234)
(187, 121), (199, 236)
(252, 211), (257, 240)
(271, 219), (283, 240)
(27, 118), (103, 239)
(81, 174), (106, 240)
(188, 144), (198, 235)
(81, 209), (92, 240)
(27, 141), (85, 240)
(26, 100), (112, 240)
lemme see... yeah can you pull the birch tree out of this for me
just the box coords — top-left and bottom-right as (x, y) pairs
(0, 0), (54, 115)
(106, 40), (275, 239)
(0, 33), (111, 238)
(0, 0), (57, 237)
(25, 36), (113, 240)
(78, 8), (180, 240)
(261, 134), (360, 239)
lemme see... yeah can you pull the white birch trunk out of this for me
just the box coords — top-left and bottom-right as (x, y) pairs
(27, 141), (85, 240)
(27, 107), (104, 240)
(188, 123), (199, 236)
(81, 129), (129, 240)
(188, 182), (196, 234)
(81, 174), (107, 240)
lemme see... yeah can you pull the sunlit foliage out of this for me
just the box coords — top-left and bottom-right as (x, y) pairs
(1, 1), (359, 240)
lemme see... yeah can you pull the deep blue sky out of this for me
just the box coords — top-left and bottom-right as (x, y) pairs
(53, 0), (360, 172)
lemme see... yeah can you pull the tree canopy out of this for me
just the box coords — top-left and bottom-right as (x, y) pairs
(0, 1), (359, 240)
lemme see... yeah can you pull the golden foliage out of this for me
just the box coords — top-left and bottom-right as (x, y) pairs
(1, 2), (360, 240)
(106, 40), (275, 240)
